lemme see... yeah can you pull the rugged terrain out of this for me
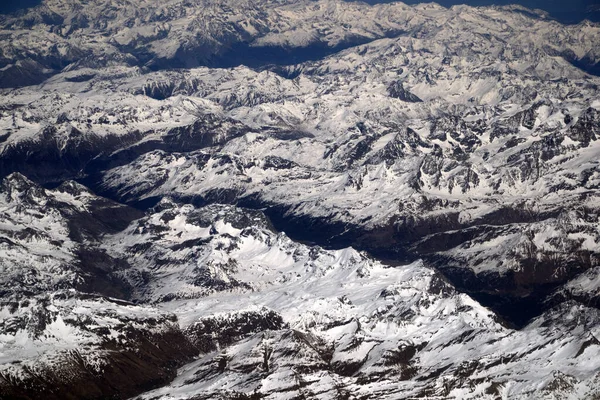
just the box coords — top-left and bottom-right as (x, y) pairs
(1, 0), (600, 399)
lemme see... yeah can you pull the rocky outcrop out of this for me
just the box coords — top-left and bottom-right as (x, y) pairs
(0, 292), (198, 400)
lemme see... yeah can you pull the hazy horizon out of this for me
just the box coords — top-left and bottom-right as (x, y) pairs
(0, 0), (597, 24)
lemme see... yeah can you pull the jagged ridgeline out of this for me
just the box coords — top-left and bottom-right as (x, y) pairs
(1, 0), (600, 399)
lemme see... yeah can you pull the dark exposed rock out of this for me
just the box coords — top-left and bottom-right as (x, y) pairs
(368, 127), (429, 166)
(0, 127), (144, 183)
(0, 319), (197, 400)
(263, 156), (298, 170)
(162, 114), (252, 151)
(387, 81), (422, 102)
(568, 107), (600, 146)
(187, 308), (286, 352)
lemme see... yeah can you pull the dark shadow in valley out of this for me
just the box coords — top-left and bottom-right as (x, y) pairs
(143, 31), (407, 74)
(0, 0), (41, 15)
(2, 149), (596, 331)
(83, 185), (595, 330)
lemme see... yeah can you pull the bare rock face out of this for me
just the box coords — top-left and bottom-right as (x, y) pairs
(0, 292), (198, 400)
(186, 308), (286, 352)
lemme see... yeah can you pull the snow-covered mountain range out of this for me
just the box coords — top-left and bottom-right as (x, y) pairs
(1, 0), (599, 88)
(1, 174), (599, 399)
(1, 0), (600, 399)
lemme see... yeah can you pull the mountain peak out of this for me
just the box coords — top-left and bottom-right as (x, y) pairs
(0, 172), (47, 204)
(2, 171), (34, 189)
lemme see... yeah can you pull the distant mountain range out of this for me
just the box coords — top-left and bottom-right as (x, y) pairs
(361, 0), (600, 24)
(1, 0), (599, 23)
